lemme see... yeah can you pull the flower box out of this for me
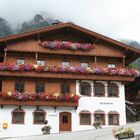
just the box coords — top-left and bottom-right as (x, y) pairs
(112, 127), (135, 139)
(117, 133), (134, 139)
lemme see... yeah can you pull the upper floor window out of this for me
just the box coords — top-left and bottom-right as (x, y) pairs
(17, 58), (25, 65)
(80, 110), (91, 125)
(37, 60), (45, 66)
(80, 82), (91, 96)
(81, 62), (89, 68)
(36, 83), (45, 94)
(108, 111), (119, 125)
(62, 61), (70, 67)
(94, 83), (105, 96)
(61, 83), (70, 95)
(12, 108), (25, 124)
(33, 109), (45, 124)
(15, 81), (24, 93)
(108, 64), (116, 69)
(108, 83), (118, 97)
(94, 110), (105, 125)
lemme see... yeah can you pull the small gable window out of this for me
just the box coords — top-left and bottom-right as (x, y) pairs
(62, 61), (70, 67)
(108, 64), (116, 69)
(37, 60), (45, 66)
(17, 58), (25, 65)
(81, 62), (89, 68)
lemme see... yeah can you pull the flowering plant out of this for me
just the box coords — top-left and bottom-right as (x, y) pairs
(41, 41), (94, 51)
(0, 91), (80, 102)
(0, 63), (139, 77)
(93, 121), (102, 129)
(112, 127), (135, 139)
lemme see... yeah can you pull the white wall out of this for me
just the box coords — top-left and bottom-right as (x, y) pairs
(0, 80), (126, 138)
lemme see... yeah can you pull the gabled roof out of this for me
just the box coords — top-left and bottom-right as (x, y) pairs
(0, 22), (140, 54)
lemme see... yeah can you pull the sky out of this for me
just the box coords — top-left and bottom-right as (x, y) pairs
(0, 0), (140, 42)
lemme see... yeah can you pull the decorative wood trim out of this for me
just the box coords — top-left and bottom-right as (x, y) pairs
(0, 98), (78, 107)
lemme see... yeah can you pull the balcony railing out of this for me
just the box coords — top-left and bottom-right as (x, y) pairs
(0, 92), (79, 107)
(0, 63), (139, 81)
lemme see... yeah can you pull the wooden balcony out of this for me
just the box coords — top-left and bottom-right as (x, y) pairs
(0, 71), (136, 82)
(0, 98), (78, 107)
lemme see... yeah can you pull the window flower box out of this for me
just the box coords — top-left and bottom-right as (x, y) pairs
(112, 127), (135, 139)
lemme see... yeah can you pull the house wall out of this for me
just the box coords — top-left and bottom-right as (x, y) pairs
(0, 81), (126, 138)
(2, 78), (76, 95)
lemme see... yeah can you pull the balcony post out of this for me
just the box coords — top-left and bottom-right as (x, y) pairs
(4, 49), (7, 62)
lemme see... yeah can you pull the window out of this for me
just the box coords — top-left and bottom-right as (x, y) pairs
(108, 64), (116, 68)
(36, 83), (45, 94)
(33, 109), (45, 124)
(62, 61), (70, 67)
(80, 82), (91, 96)
(62, 115), (68, 123)
(81, 62), (89, 68)
(15, 82), (24, 93)
(12, 108), (25, 124)
(108, 83), (118, 97)
(94, 110), (105, 125)
(37, 60), (45, 66)
(94, 83), (105, 96)
(108, 111), (119, 125)
(61, 83), (70, 95)
(17, 58), (25, 65)
(80, 110), (91, 125)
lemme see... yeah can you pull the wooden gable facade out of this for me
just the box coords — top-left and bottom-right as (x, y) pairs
(0, 22), (140, 107)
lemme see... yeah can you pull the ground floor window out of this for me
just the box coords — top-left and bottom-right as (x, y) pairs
(94, 113), (105, 125)
(108, 111), (119, 125)
(33, 109), (45, 124)
(12, 108), (25, 124)
(80, 110), (91, 125)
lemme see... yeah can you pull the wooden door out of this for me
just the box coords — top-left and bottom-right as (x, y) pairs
(59, 112), (71, 131)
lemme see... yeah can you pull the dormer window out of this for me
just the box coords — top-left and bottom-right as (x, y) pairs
(81, 62), (89, 68)
(17, 58), (25, 65)
(37, 60), (45, 66)
(108, 64), (115, 69)
(62, 61), (70, 67)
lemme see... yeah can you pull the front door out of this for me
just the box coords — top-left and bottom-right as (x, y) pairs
(59, 112), (71, 131)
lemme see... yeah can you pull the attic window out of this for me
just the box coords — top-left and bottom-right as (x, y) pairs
(108, 64), (116, 69)
(17, 58), (25, 65)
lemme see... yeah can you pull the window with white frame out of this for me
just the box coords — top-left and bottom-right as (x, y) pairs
(62, 61), (70, 67)
(37, 60), (45, 66)
(16, 58), (25, 65)
(108, 64), (116, 68)
(107, 83), (119, 97)
(94, 83), (105, 96)
(81, 62), (89, 68)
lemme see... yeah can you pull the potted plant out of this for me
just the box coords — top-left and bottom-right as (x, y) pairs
(112, 127), (135, 139)
(93, 121), (102, 129)
(41, 120), (51, 135)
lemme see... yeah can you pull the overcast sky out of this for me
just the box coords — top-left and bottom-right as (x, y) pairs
(0, 0), (140, 42)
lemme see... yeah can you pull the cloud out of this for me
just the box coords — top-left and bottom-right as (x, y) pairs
(0, 0), (140, 41)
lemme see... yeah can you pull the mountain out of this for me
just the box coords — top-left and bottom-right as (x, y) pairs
(0, 17), (13, 37)
(0, 14), (62, 37)
(123, 40), (140, 71)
